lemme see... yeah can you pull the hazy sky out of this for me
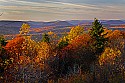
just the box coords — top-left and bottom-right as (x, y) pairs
(0, 0), (125, 21)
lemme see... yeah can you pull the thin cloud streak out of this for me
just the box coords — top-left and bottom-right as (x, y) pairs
(46, 1), (101, 9)
(0, 0), (102, 10)
(0, 0), (125, 21)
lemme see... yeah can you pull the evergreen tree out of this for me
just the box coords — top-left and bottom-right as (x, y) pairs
(0, 35), (7, 56)
(42, 33), (50, 43)
(57, 39), (68, 49)
(0, 35), (7, 46)
(90, 18), (107, 54)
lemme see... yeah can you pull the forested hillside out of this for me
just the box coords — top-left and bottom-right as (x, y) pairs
(1, 18), (125, 83)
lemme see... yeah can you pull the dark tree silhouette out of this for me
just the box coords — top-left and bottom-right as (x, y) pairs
(90, 18), (107, 54)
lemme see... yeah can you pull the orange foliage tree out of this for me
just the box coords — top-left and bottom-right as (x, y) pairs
(107, 30), (124, 51)
(48, 33), (96, 78)
(66, 33), (96, 72)
(5, 35), (25, 61)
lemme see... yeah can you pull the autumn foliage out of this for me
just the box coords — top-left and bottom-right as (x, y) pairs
(5, 35), (25, 61)
(1, 20), (125, 83)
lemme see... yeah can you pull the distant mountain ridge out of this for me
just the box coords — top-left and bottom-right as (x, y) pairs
(101, 20), (125, 25)
(0, 20), (125, 35)
(0, 20), (125, 28)
(0, 20), (24, 27)
(41, 21), (73, 27)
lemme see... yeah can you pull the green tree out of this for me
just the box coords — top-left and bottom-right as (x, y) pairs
(0, 35), (7, 59)
(90, 18), (107, 54)
(0, 36), (9, 80)
(0, 35), (7, 46)
(57, 39), (68, 49)
(42, 33), (50, 43)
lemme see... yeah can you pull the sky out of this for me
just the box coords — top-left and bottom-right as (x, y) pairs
(0, 0), (125, 21)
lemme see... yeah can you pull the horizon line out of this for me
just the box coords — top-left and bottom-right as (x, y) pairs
(0, 19), (124, 22)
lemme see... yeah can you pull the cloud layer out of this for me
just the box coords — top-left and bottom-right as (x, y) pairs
(0, 0), (125, 21)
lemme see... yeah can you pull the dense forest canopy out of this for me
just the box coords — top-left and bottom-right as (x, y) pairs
(1, 19), (125, 83)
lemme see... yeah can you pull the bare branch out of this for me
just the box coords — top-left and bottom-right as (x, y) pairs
(0, 13), (3, 16)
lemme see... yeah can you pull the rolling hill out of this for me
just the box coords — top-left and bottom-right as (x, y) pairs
(0, 20), (125, 35)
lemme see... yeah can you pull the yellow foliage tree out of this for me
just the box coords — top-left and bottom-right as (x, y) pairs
(37, 42), (52, 63)
(57, 25), (84, 49)
(48, 31), (58, 44)
(19, 23), (30, 35)
(99, 47), (121, 65)
(22, 36), (39, 60)
(67, 25), (84, 42)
